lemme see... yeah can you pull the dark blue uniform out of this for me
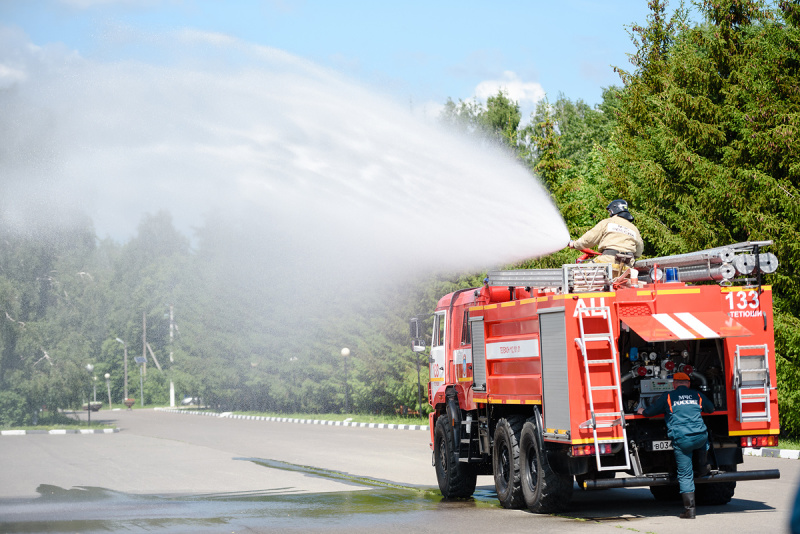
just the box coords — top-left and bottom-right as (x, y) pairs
(643, 385), (715, 493)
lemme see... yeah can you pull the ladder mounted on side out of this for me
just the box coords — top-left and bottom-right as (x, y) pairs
(458, 416), (481, 463)
(575, 305), (631, 471)
(733, 344), (773, 423)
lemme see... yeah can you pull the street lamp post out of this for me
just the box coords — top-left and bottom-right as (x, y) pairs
(115, 338), (128, 401)
(341, 348), (350, 413)
(135, 356), (146, 407)
(415, 352), (423, 416)
(92, 375), (97, 402)
(85, 363), (94, 428)
(167, 305), (175, 408)
(105, 373), (112, 409)
(289, 356), (298, 410)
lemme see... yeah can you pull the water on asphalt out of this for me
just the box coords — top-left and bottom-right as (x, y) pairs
(0, 457), (497, 533)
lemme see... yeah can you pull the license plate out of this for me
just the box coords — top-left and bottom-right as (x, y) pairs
(652, 440), (673, 451)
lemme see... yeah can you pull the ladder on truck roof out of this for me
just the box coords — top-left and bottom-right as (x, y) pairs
(575, 305), (631, 472)
(486, 264), (613, 293)
(733, 344), (773, 423)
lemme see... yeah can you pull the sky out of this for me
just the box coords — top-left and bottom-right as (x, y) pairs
(0, 0), (681, 274)
(0, 1), (674, 322)
(0, 0), (578, 266)
(0, 0), (664, 119)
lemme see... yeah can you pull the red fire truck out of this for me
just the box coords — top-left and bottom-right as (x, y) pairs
(410, 241), (780, 512)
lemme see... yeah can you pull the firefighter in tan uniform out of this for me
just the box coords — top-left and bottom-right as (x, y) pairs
(568, 199), (644, 266)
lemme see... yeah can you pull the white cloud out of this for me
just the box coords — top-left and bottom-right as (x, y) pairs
(402, 99), (446, 124)
(0, 64), (27, 89)
(474, 71), (545, 108)
(328, 52), (361, 74)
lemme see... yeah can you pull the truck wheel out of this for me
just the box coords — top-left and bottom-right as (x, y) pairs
(649, 484), (681, 501)
(492, 416), (525, 509)
(519, 420), (574, 513)
(433, 415), (477, 498)
(696, 464), (736, 505)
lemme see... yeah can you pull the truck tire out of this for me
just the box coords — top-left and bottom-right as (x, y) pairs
(492, 416), (525, 509)
(649, 484), (681, 501)
(433, 415), (477, 498)
(519, 419), (574, 513)
(696, 464), (736, 505)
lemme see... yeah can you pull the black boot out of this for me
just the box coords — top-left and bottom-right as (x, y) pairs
(679, 492), (696, 519)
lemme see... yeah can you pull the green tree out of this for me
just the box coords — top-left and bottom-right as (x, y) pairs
(440, 90), (524, 155)
(480, 90), (523, 147)
(611, 0), (800, 434)
(0, 215), (106, 424)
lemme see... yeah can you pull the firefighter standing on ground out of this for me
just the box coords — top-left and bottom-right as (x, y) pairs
(637, 372), (715, 519)
(568, 199), (644, 262)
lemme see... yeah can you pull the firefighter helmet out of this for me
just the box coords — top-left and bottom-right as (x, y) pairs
(607, 199), (628, 216)
(607, 199), (634, 222)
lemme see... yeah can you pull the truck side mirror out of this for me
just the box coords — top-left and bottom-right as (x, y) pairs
(409, 317), (426, 352)
(409, 317), (421, 338)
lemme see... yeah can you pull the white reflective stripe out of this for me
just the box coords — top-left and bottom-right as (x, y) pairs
(653, 314), (695, 340)
(675, 312), (720, 339)
(608, 222), (636, 238)
(486, 339), (540, 360)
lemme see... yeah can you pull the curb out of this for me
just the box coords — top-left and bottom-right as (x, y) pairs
(155, 407), (429, 431)
(1, 428), (119, 436)
(744, 446), (800, 459)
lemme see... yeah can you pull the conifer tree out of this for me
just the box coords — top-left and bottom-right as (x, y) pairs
(611, 0), (800, 434)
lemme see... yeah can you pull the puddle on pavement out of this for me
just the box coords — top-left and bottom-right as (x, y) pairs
(0, 458), (497, 533)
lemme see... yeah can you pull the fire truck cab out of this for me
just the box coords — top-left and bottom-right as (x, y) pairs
(412, 242), (780, 513)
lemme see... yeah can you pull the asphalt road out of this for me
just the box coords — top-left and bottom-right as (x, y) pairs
(0, 409), (797, 533)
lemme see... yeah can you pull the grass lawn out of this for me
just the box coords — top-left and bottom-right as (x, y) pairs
(2, 410), (115, 431)
(770, 438), (800, 450)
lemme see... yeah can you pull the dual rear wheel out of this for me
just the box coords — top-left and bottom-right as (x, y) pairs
(518, 419), (573, 513)
(434, 410), (574, 512)
(492, 415), (573, 513)
(492, 416), (525, 508)
(649, 464), (736, 505)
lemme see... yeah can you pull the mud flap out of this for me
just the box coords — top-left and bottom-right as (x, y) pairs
(446, 389), (462, 457)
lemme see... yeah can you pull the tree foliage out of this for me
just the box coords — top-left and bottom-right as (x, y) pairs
(609, 0), (800, 436)
(2, 0), (799, 435)
(0, 210), (436, 425)
(439, 0), (800, 436)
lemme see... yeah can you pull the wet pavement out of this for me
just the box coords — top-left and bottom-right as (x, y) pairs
(1, 481), (457, 533)
(0, 453), (498, 534)
(0, 409), (797, 533)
